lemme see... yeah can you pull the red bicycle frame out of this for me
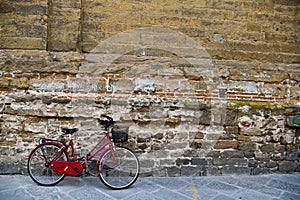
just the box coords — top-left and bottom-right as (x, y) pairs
(44, 131), (119, 177)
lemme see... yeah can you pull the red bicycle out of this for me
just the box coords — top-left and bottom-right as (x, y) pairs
(27, 115), (140, 190)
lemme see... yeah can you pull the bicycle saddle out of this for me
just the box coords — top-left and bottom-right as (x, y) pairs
(61, 128), (78, 135)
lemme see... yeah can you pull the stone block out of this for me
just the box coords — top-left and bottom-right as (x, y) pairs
(181, 166), (200, 176)
(199, 111), (211, 125)
(251, 168), (271, 175)
(109, 78), (134, 92)
(151, 143), (162, 151)
(229, 68), (289, 82)
(48, 30), (79, 51)
(190, 131), (205, 139)
(190, 140), (202, 149)
(221, 150), (244, 158)
(214, 140), (238, 149)
(31, 81), (65, 91)
(286, 152), (299, 161)
(183, 100), (207, 110)
(286, 115), (300, 127)
(225, 126), (239, 135)
(239, 142), (257, 152)
(139, 159), (155, 169)
(0, 78), (9, 88)
(224, 109), (238, 126)
(207, 151), (221, 158)
(260, 144), (275, 153)
(166, 166), (181, 177)
(280, 134), (296, 145)
(296, 161), (300, 172)
(255, 153), (272, 162)
(278, 161), (297, 172)
(222, 166), (251, 175)
(48, 3), (81, 51)
(0, 157), (22, 174)
(266, 160), (277, 168)
(206, 166), (222, 176)
(182, 149), (199, 157)
(0, 37), (46, 50)
(265, 32), (287, 42)
(0, 0), (47, 50)
(191, 158), (208, 166)
(213, 158), (247, 166)
(289, 72), (300, 82)
(176, 158), (190, 166)
(159, 159), (175, 167)
(248, 160), (258, 168)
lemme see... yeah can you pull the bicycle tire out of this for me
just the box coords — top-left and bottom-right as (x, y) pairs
(99, 146), (140, 190)
(27, 142), (67, 186)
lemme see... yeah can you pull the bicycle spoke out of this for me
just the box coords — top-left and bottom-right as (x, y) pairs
(28, 143), (67, 186)
(99, 147), (140, 189)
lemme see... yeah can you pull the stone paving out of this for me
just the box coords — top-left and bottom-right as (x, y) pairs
(0, 174), (299, 200)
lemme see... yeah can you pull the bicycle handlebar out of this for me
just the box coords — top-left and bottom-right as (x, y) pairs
(99, 115), (115, 130)
(101, 115), (114, 122)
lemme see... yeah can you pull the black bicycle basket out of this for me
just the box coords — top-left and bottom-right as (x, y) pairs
(111, 127), (129, 142)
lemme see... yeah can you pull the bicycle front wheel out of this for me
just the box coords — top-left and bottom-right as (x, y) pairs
(27, 143), (67, 186)
(99, 146), (140, 189)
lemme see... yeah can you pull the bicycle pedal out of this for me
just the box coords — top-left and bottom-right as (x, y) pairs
(73, 167), (84, 178)
(79, 174), (85, 178)
(81, 169), (89, 177)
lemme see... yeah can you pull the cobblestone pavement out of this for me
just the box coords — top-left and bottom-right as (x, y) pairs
(0, 174), (299, 200)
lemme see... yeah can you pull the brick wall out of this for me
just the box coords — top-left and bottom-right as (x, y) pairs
(0, 0), (299, 175)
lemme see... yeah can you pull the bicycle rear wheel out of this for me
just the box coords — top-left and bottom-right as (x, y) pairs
(27, 143), (67, 186)
(99, 146), (140, 189)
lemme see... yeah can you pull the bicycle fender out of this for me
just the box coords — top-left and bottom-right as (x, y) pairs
(28, 142), (64, 158)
